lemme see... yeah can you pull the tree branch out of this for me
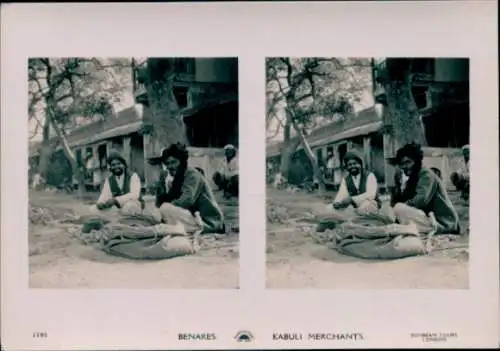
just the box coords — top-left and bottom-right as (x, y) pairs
(29, 116), (44, 139)
(267, 65), (289, 99)
(266, 122), (282, 141)
(295, 93), (313, 104)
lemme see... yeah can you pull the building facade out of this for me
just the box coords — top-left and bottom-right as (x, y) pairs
(29, 57), (239, 192)
(134, 57), (239, 188)
(266, 58), (469, 191)
(373, 57), (470, 189)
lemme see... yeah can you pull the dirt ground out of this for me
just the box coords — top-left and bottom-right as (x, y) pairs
(29, 190), (239, 289)
(266, 187), (470, 289)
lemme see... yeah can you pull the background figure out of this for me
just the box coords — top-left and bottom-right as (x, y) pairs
(90, 150), (144, 216)
(391, 143), (460, 234)
(326, 151), (335, 183)
(212, 144), (239, 199)
(31, 172), (44, 190)
(273, 172), (286, 189)
(84, 150), (94, 183)
(450, 144), (470, 200)
(156, 143), (225, 234)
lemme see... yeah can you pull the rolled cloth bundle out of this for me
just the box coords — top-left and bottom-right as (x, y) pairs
(79, 212), (203, 260)
(334, 220), (426, 260)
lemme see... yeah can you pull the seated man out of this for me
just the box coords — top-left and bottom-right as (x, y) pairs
(156, 143), (225, 234)
(450, 144), (470, 200)
(332, 150), (380, 215)
(212, 144), (239, 199)
(90, 150), (144, 215)
(391, 143), (460, 234)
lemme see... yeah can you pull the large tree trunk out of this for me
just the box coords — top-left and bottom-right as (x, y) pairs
(35, 117), (54, 188)
(145, 58), (187, 152)
(378, 58), (428, 191)
(278, 114), (300, 179)
(46, 107), (86, 198)
(292, 120), (326, 194)
(382, 59), (428, 153)
(279, 138), (301, 178)
(384, 81), (427, 151)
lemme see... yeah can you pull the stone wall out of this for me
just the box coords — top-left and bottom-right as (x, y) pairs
(422, 147), (466, 190)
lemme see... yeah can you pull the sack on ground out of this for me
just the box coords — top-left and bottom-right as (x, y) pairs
(104, 234), (195, 260)
(335, 221), (425, 260)
(79, 214), (196, 260)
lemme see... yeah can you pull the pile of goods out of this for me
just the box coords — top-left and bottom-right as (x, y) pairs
(333, 220), (426, 260)
(267, 204), (290, 224)
(29, 204), (79, 226)
(75, 212), (202, 260)
(311, 211), (466, 260)
(29, 205), (54, 225)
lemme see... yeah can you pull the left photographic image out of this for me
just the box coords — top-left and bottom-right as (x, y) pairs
(28, 57), (240, 288)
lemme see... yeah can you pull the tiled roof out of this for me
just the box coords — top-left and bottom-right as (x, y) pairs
(29, 106), (143, 157)
(67, 106), (142, 147)
(267, 106), (382, 157)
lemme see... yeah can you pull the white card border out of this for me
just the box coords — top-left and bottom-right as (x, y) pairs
(1, 2), (498, 349)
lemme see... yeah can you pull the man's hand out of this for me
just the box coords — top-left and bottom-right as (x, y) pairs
(332, 198), (352, 210)
(351, 195), (363, 208)
(96, 198), (118, 210)
(96, 202), (107, 210)
(108, 198), (120, 208)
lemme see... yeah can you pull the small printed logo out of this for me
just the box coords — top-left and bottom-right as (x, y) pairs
(235, 330), (254, 342)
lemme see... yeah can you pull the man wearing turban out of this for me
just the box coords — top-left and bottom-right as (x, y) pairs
(331, 149), (381, 215)
(391, 143), (460, 234)
(450, 144), (470, 200)
(212, 144), (239, 199)
(90, 150), (144, 215)
(155, 142), (225, 234)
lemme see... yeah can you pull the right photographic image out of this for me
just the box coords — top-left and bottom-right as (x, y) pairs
(266, 57), (470, 289)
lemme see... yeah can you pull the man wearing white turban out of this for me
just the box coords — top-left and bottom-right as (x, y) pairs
(213, 144), (239, 199)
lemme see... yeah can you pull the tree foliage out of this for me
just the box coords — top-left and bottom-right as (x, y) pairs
(28, 57), (132, 138)
(28, 57), (133, 194)
(266, 57), (372, 141)
(266, 57), (373, 191)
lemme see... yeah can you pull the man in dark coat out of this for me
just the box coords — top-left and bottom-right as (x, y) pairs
(156, 143), (225, 234)
(391, 143), (460, 234)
